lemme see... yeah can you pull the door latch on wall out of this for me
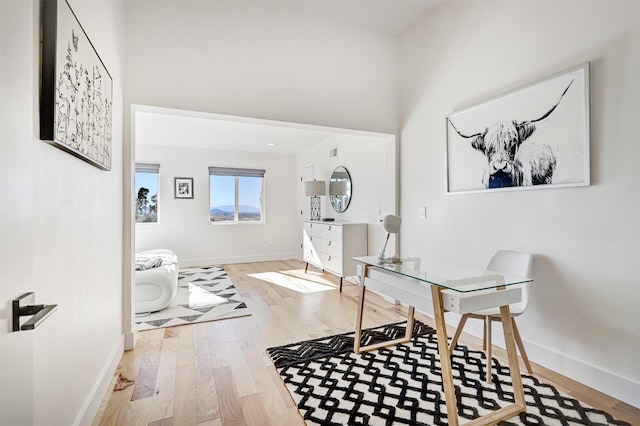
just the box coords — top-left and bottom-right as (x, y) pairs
(12, 292), (58, 331)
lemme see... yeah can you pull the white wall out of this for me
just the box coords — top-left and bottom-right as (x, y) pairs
(399, 1), (640, 407)
(297, 133), (398, 256)
(32, 0), (126, 422)
(123, 1), (399, 135)
(123, 2), (401, 311)
(0, 1), (37, 423)
(0, 0), (125, 424)
(136, 144), (299, 265)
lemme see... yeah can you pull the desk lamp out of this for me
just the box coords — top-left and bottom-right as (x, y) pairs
(304, 180), (326, 221)
(377, 214), (402, 264)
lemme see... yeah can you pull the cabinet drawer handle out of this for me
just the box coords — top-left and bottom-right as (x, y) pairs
(328, 241), (331, 246)
(328, 226), (332, 231)
(310, 236), (313, 241)
(328, 256), (332, 261)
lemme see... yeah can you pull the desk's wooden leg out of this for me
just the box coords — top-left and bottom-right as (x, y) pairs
(512, 318), (533, 374)
(463, 301), (527, 425)
(485, 316), (493, 384)
(500, 304), (526, 408)
(353, 264), (369, 354)
(406, 305), (415, 341)
(354, 265), (416, 354)
(431, 286), (459, 426)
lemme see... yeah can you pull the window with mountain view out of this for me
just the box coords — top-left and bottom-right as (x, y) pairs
(135, 163), (159, 223)
(209, 167), (265, 223)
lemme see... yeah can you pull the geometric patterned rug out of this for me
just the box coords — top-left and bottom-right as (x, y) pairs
(267, 321), (630, 426)
(135, 266), (250, 331)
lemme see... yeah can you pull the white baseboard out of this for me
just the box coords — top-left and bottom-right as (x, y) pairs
(75, 335), (125, 425)
(125, 330), (137, 351)
(449, 316), (640, 409)
(398, 304), (640, 409)
(180, 252), (299, 267)
(526, 337), (640, 409)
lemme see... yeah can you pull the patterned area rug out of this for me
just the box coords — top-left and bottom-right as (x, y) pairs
(267, 321), (629, 426)
(135, 267), (250, 331)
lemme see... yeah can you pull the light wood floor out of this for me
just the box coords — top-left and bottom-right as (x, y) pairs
(93, 260), (640, 425)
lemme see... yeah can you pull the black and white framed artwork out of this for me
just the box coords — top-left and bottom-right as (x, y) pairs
(174, 177), (194, 199)
(40, 0), (113, 170)
(446, 63), (590, 194)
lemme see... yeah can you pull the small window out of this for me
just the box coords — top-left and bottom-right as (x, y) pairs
(209, 167), (265, 223)
(135, 163), (159, 223)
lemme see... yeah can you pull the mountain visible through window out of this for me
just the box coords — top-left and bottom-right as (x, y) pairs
(209, 167), (264, 223)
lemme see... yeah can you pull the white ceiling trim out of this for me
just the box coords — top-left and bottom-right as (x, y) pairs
(133, 104), (393, 155)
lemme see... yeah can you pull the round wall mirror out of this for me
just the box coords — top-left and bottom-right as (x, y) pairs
(329, 166), (352, 213)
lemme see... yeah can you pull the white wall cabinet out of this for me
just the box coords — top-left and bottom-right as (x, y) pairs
(303, 220), (368, 291)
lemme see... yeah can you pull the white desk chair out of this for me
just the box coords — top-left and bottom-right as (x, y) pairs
(448, 250), (534, 383)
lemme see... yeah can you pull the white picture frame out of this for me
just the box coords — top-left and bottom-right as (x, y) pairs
(446, 63), (590, 194)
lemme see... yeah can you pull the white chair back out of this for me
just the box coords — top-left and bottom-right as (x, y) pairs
(485, 250), (533, 315)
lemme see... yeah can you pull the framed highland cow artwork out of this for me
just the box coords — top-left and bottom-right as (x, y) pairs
(40, 0), (113, 171)
(446, 63), (590, 194)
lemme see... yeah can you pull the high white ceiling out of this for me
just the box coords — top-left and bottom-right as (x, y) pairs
(135, 107), (391, 155)
(259, 0), (443, 36)
(136, 109), (341, 155)
(133, 1), (442, 154)
(125, 0), (442, 37)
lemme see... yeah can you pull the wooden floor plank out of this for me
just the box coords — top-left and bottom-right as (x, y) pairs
(229, 315), (258, 348)
(213, 366), (247, 426)
(225, 340), (258, 398)
(267, 367), (296, 410)
(97, 382), (136, 426)
(148, 337), (178, 423)
(194, 336), (220, 423)
(123, 397), (153, 426)
(173, 364), (198, 426)
(93, 259), (640, 426)
(205, 321), (231, 369)
(197, 419), (222, 426)
(176, 323), (195, 367)
(240, 344), (293, 423)
(239, 393), (271, 425)
(148, 417), (173, 426)
(131, 353), (161, 401)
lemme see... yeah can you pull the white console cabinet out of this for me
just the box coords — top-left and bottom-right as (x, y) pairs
(303, 220), (368, 291)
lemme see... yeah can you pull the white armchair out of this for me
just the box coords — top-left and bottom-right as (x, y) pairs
(135, 249), (179, 314)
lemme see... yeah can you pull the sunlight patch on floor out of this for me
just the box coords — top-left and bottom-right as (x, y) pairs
(187, 283), (227, 308)
(248, 269), (336, 293)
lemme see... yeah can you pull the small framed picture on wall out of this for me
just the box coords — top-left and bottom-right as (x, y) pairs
(174, 177), (194, 199)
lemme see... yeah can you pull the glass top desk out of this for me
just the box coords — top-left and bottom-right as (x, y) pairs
(352, 256), (533, 426)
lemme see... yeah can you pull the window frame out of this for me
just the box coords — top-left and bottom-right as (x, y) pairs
(209, 167), (265, 224)
(134, 163), (160, 224)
